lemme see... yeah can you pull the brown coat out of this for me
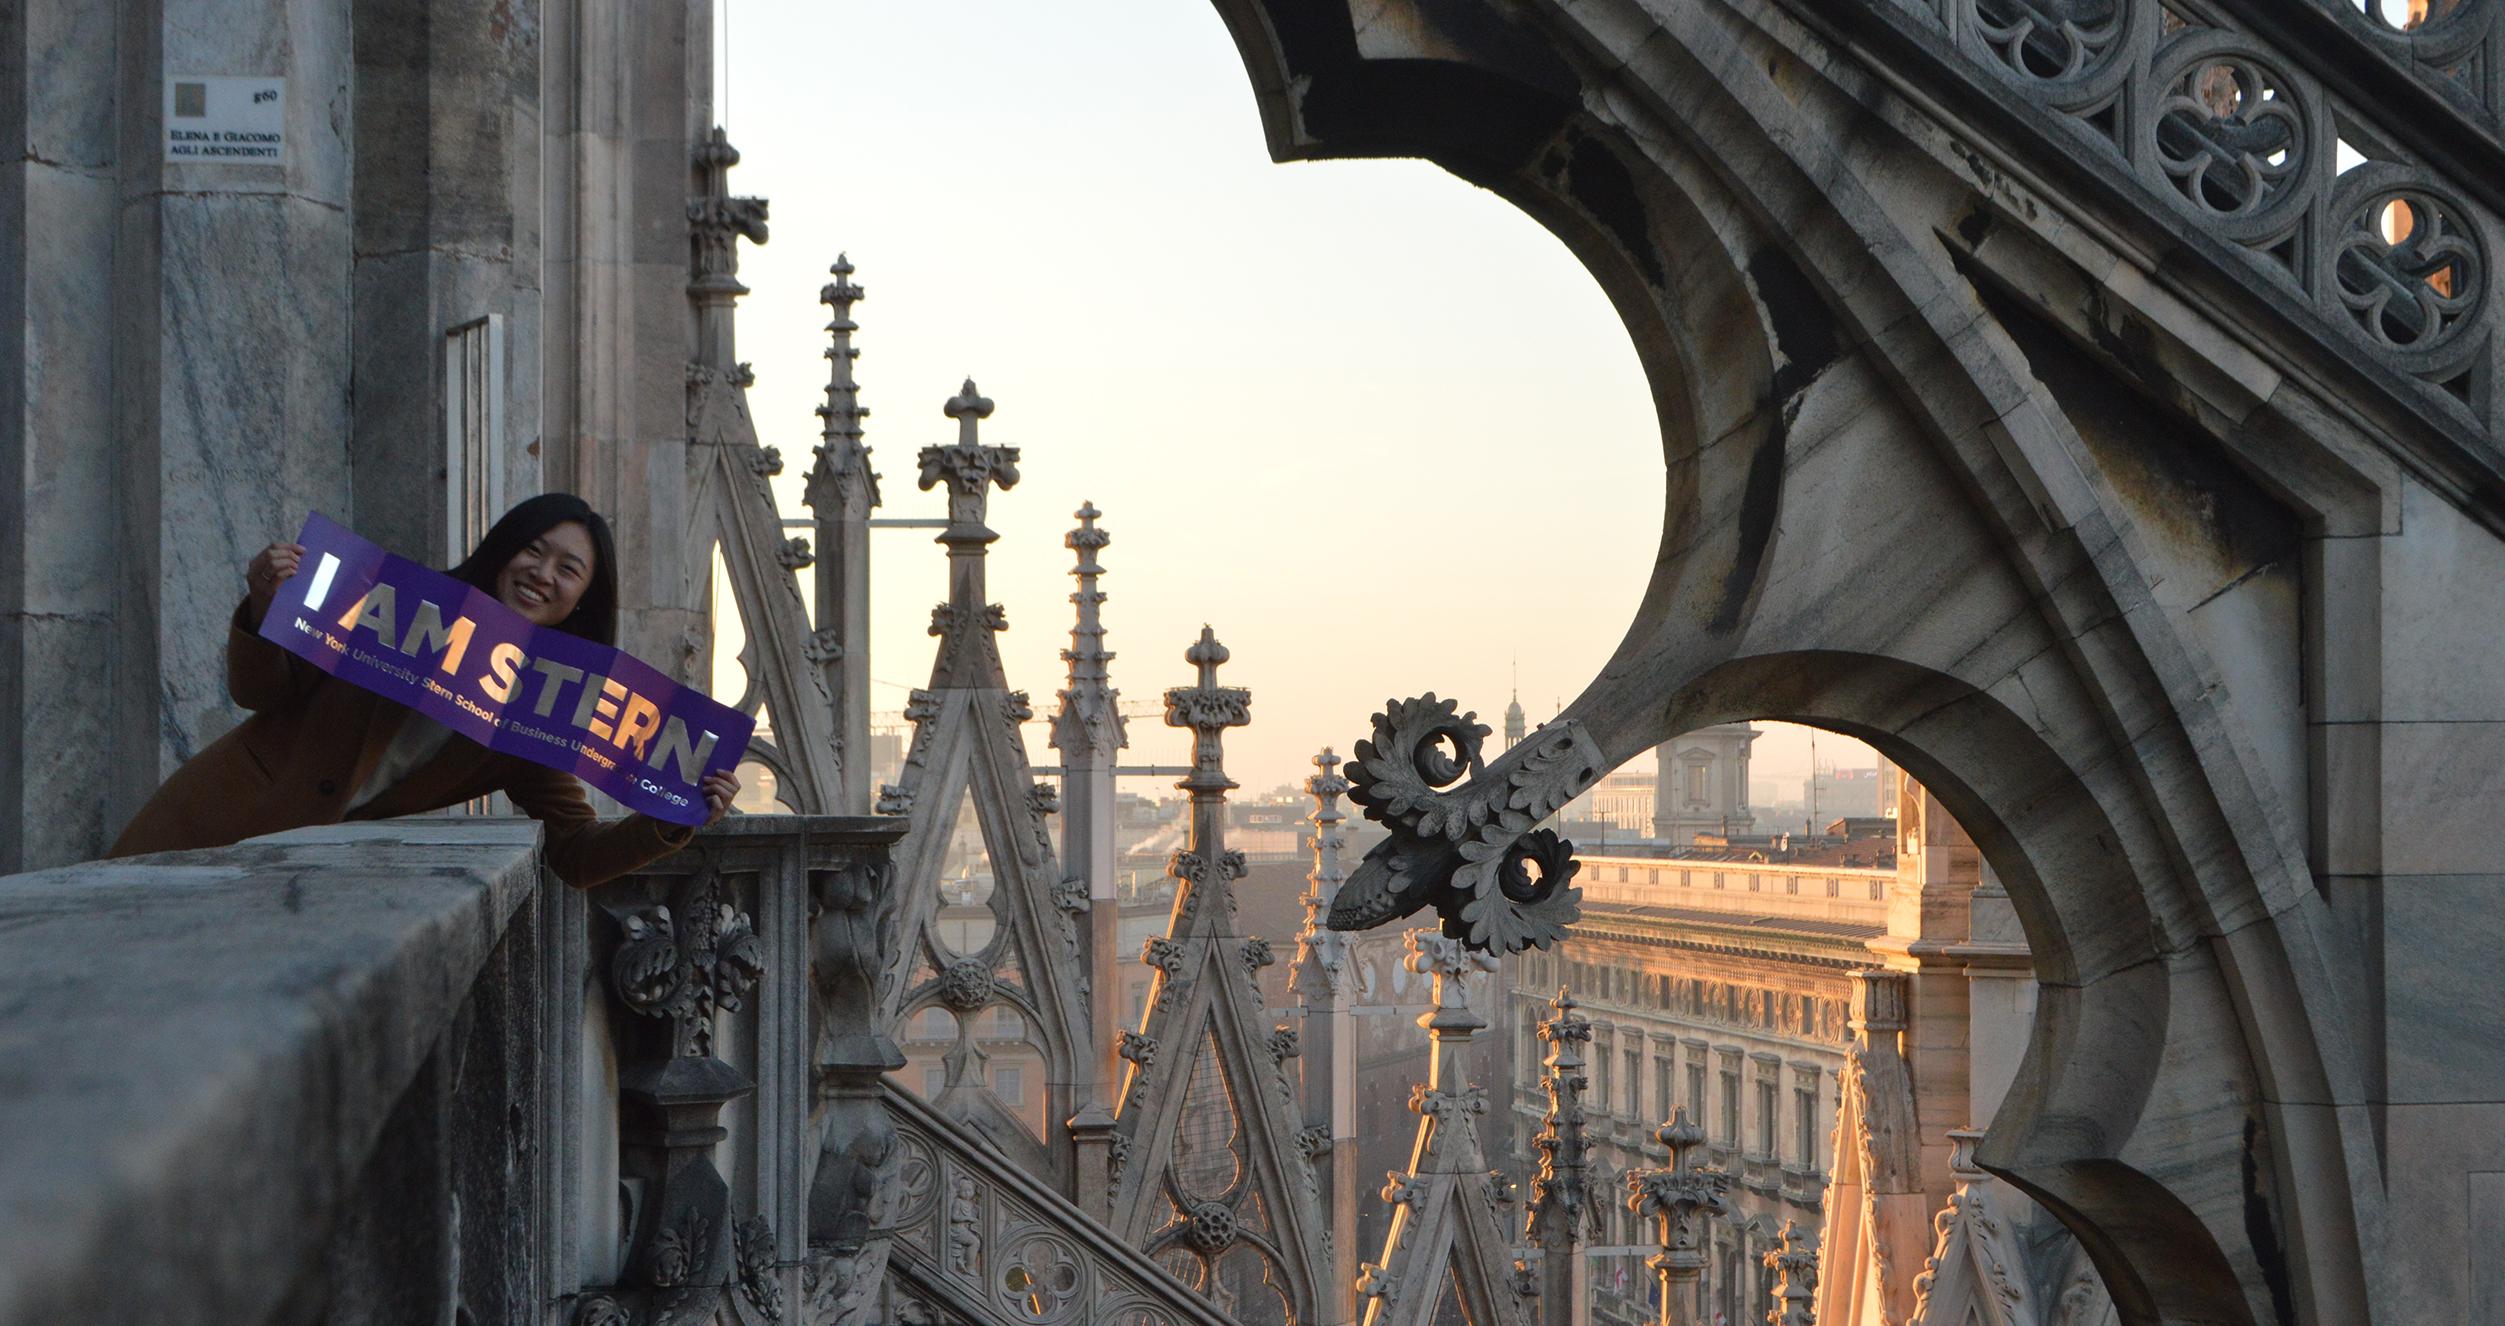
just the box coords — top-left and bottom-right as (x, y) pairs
(107, 600), (693, 887)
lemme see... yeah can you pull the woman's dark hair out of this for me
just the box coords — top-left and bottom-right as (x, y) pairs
(449, 493), (620, 645)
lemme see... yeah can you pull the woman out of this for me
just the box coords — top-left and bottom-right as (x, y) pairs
(108, 493), (739, 887)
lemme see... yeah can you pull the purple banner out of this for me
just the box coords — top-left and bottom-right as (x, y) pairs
(258, 511), (751, 825)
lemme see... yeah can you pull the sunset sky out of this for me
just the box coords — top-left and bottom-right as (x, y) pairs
(711, 0), (1875, 798)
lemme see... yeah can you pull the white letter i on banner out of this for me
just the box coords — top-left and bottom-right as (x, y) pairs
(300, 552), (341, 611)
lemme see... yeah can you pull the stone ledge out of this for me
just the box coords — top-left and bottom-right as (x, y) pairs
(0, 818), (547, 1326)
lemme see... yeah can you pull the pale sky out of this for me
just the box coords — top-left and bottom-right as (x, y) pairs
(713, 0), (1873, 798)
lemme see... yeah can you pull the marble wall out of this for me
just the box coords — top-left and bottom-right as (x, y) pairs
(349, 0), (545, 565)
(0, 0), (121, 871)
(0, 0), (704, 870)
(541, 0), (713, 686)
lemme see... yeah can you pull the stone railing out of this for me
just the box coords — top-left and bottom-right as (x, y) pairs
(0, 812), (1249, 1326)
(1826, 0), (2505, 454)
(0, 820), (558, 1326)
(2235, 0), (2505, 152)
(0, 814), (907, 1326)
(550, 813), (906, 1326)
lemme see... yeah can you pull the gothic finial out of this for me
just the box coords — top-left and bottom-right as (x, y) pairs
(1764, 1220), (1817, 1326)
(1306, 748), (1350, 899)
(1051, 501), (1125, 761)
(1629, 1104), (1732, 1308)
(1185, 624), (1228, 676)
(1291, 748), (1352, 998)
(945, 378), (994, 447)
(1165, 627), (1249, 797)
(918, 381), (1018, 545)
(808, 253), (878, 514)
(689, 126), (768, 370)
(1529, 987), (1594, 1244)
(1656, 1104), (1707, 1159)
(1408, 930), (1498, 1049)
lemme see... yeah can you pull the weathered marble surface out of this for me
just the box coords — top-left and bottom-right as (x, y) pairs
(541, 0), (706, 684)
(349, 0), (543, 567)
(104, 0), (356, 837)
(1212, 2), (2505, 1320)
(0, 0), (122, 872)
(0, 819), (544, 1326)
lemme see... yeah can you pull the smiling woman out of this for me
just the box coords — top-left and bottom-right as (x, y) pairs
(104, 494), (742, 888)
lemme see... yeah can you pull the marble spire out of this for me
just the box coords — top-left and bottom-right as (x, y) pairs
(872, 378), (1091, 1185)
(1107, 630), (1341, 1323)
(808, 254), (877, 509)
(1628, 1109), (1733, 1326)
(678, 127), (843, 812)
(1292, 747), (1353, 998)
(1292, 745), (1361, 1302)
(1049, 502), (1125, 764)
(688, 127), (767, 372)
(1528, 989), (1593, 1326)
(1764, 1220), (1816, 1326)
(1052, 501), (1129, 1164)
(1353, 932), (1533, 1326)
(807, 254), (878, 813)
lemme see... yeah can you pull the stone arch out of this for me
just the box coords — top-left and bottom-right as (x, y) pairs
(1656, 655), (2235, 1321)
(1206, 1), (2372, 1321)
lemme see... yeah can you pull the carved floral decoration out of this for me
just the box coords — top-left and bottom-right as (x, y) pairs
(1333, 694), (1601, 952)
(612, 867), (765, 1059)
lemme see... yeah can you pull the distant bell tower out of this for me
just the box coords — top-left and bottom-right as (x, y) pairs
(1504, 689), (1527, 749)
(1653, 721), (1758, 843)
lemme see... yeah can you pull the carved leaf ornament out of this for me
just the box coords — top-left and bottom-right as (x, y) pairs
(1333, 694), (1602, 953)
(612, 868), (766, 1059)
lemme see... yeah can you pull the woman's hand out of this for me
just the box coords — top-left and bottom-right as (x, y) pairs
(700, 769), (740, 827)
(246, 542), (305, 623)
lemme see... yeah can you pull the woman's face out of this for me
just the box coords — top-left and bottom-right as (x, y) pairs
(496, 520), (596, 627)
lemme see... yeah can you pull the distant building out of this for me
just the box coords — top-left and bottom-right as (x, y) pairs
(1654, 722), (1758, 842)
(1498, 769), (2100, 1325)
(1588, 767), (1658, 836)
(1803, 760), (1892, 824)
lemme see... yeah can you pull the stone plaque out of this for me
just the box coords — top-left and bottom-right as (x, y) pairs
(163, 75), (285, 164)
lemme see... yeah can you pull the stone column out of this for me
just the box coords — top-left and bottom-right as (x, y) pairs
(107, 0), (358, 838)
(348, 0), (543, 566)
(2, 0), (125, 868)
(1865, 775), (1979, 1209)
(577, 867), (762, 1321)
(541, 0), (708, 682)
